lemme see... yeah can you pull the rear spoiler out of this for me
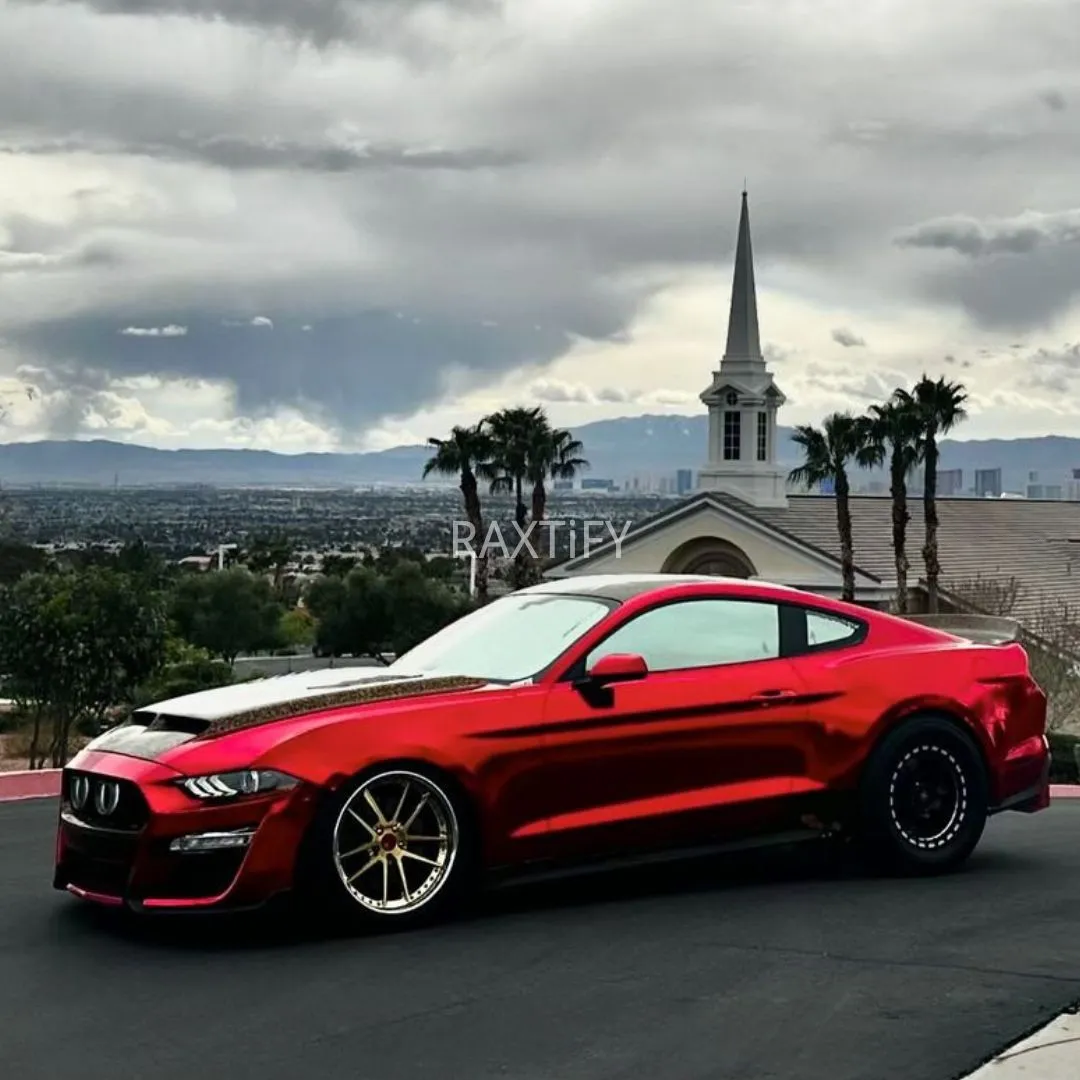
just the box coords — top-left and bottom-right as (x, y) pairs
(904, 613), (1022, 645)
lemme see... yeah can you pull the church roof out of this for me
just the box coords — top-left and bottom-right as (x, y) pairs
(749, 494), (1080, 626)
(548, 490), (1080, 637)
(723, 191), (762, 362)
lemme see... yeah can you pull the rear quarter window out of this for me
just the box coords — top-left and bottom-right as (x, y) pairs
(807, 610), (862, 647)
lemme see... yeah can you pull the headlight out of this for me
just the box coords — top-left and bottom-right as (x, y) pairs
(178, 769), (299, 800)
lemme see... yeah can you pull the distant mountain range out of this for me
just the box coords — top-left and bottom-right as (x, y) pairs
(0, 414), (1077, 490)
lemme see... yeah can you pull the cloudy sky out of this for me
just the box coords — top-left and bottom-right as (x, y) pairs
(1, 0), (1078, 452)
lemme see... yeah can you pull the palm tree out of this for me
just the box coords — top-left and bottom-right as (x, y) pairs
(788, 412), (873, 603)
(527, 426), (590, 525)
(423, 422), (493, 604)
(482, 406), (546, 531)
(860, 394), (924, 614)
(519, 424), (590, 584)
(911, 375), (968, 613)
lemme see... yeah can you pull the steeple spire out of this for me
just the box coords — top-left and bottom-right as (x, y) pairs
(697, 188), (787, 508)
(722, 189), (762, 364)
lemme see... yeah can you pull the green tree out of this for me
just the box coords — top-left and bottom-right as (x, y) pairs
(0, 541), (50, 585)
(383, 561), (473, 655)
(278, 606), (316, 649)
(320, 553), (358, 577)
(133, 637), (235, 710)
(911, 375), (968, 613)
(423, 423), (493, 604)
(484, 405), (567, 589)
(169, 567), (283, 665)
(483, 406), (545, 531)
(788, 412), (873, 603)
(524, 424), (589, 585)
(860, 394), (924, 614)
(306, 565), (471, 662)
(0, 568), (168, 767)
(245, 531), (294, 595)
(306, 566), (393, 661)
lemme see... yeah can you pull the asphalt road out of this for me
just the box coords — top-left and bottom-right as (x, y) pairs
(2, 800), (1079, 1080)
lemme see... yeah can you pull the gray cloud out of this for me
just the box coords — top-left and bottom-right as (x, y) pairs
(831, 327), (866, 348)
(895, 209), (1080, 258)
(1027, 343), (1080, 395)
(4, 134), (523, 174)
(13, 311), (573, 438)
(1041, 89), (1067, 112)
(13, 0), (496, 46)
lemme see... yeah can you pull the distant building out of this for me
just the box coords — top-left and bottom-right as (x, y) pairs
(975, 468), (1002, 498)
(676, 469), (694, 495)
(581, 478), (615, 491)
(552, 479), (574, 492)
(937, 468), (963, 496)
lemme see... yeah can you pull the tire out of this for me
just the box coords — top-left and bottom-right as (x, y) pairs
(855, 714), (989, 876)
(296, 764), (478, 931)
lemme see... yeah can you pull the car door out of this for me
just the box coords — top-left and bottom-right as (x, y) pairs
(532, 595), (824, 862)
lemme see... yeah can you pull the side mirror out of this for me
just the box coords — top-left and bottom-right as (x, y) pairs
(584, 653), (648, 686)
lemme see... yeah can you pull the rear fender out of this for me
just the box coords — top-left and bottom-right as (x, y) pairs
(866, 696), (994, 775)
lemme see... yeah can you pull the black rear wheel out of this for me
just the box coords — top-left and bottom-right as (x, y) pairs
(856, 715), (989, 875)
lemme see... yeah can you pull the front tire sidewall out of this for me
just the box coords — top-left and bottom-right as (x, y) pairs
(299, 764), (476, 931)
(858, 716), (988, 875)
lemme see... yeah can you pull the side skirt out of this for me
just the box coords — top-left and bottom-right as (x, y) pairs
(482, 825), (836, 892)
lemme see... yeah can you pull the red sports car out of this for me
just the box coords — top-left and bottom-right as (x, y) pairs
(54, 574), (1050, 928)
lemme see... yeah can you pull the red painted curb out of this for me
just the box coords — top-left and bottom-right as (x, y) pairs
(0, 769), (61, 801)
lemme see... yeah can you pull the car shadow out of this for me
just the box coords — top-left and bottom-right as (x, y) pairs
(49, 835), (1041, 954)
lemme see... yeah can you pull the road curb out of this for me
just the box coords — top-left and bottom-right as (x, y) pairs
(2, 770), (1080, 803)
(0, 769), (61, 801)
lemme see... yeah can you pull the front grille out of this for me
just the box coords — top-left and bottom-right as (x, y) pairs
(63, 770), (149, 832)
(60, 821), (140, 896)
(62, 848), (133, 896)
(144, 844), (248, 899)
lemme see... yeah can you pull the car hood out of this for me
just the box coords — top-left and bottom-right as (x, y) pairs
(83, 668), (489, 763)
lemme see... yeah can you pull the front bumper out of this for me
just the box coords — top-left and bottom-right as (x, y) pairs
(53, 750), (322, 912)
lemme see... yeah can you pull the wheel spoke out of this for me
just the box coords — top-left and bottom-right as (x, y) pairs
(402, 793), (429, 830)
(338, 842), (374, 860)
(400, 849), (440, 868)
(405, 834), (444, 843)
(381, 857), (389, 906)
(346, 854), (381, 884)
(364, 789), (387, 824)
(347, 807), (376, 837)
(392, 781), (410, 824)
(396, 856), (411, 903)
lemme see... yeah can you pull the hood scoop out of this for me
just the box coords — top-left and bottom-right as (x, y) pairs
(195, 674), (486, 737)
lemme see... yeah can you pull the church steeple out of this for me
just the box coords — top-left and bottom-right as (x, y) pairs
(723, 190), (762, 364)
(697, 189), (788, 509)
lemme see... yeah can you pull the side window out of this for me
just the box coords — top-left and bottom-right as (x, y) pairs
(585, 599), (781, 673)
(806, 610), (861, 648)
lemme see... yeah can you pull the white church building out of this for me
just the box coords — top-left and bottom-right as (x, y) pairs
(544, 191), (892, 603)
(543, 191), (1080, 615)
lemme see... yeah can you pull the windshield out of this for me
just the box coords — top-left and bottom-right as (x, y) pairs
(388, 593), (615, 682)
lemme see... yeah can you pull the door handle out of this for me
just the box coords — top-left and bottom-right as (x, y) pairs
(751, 689), (797, 700)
